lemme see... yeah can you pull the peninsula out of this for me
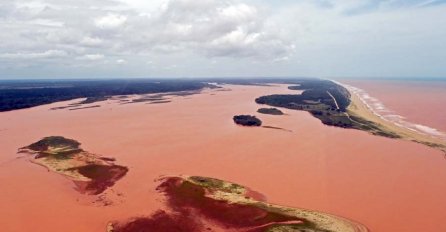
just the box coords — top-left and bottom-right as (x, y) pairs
(255, 79), (446, 152)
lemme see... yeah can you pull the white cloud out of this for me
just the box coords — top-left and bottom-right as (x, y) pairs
(28, 19), (64, 27)
(80, 36), (103, 46)
(0, 0), (294, 73)
(116, 59), (127, 64)
(0, 50), (68, 59)
(78, 54), (105, 60)
(135, 0), (294, 58)
(219, 3), (257, 21)
(95, 13), (127, 29)
(1, 0), (446, 78)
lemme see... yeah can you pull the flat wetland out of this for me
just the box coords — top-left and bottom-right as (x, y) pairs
(1, 83), (446, 232)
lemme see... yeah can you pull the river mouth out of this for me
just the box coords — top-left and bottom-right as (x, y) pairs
(0, 83), (445, 232)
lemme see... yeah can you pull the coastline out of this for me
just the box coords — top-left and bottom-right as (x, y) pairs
(340, 81), (446, 154)
(343, 82), (446, 139)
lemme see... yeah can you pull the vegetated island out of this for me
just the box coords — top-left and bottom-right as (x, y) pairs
(108, 176), (368, 232)
(257, 108), (284, 115)
(233, 115), (262, 127)
(255, 79), (446, 153)
(18, 136), (128, 195)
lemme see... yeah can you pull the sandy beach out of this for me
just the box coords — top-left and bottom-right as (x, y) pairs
(343, 80), (446, 134)
(1, 83), (446, 232)
(344, 84), (446, 153)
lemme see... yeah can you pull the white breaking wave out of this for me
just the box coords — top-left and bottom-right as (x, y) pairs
(334, 81), (446, 140)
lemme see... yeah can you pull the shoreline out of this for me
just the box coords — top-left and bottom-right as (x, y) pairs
(340, 81), (446, 154)
(341, 81), (446, 139)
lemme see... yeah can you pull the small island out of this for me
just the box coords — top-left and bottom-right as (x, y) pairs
(18, 136), (128, 195)
(108, 176), (368, 232)
(233, 115), (262, 127)
(257, 107), (284, 115)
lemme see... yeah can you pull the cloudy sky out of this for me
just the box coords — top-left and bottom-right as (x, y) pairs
(1, 0), (445, 79)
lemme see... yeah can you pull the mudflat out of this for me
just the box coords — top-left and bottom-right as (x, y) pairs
(1, 84), (446, 232)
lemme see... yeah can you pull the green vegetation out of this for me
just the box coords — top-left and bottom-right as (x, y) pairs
(21, 136), (82, 159)
(19, 136), (128, 195)
(258, 108), (284, 115)
(0, 79), (216, 112)
(255, 79), (400, 138)
(233, 115), (262, 127)
(78, 96), (109, 104)
(189, 176), (245, 195)
(24, 136), (80, 151)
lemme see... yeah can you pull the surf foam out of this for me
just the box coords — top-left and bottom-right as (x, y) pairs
(335, 81), (446, 140)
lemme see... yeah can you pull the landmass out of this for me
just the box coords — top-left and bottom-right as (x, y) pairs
(78, 96), (109, 104)
(4, 78), (445, 152)
(262, 126), (292, 132)
(0, 79), (216, 112)
(108, 176), (368, 232)
(233, 115), (262, 127)
(18, 136), (128, 195)
(69, 105), (101, 111)
(255, 79), (446, 153)
(258, 108), (284, 115)
(148, 100), (172, 104)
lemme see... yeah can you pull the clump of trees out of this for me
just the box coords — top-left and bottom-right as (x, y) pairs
(257, 108), (284, 115)
(233, 115), (262, 127)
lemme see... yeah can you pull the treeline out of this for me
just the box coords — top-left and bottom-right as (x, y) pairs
(256, 80), (351, 112)
(0, 80), (214, 112)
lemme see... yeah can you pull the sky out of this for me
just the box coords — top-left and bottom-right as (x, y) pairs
(0, 0), (445, 79)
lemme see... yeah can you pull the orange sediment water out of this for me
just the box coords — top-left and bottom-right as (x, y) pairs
(1, 84), (446, 232)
